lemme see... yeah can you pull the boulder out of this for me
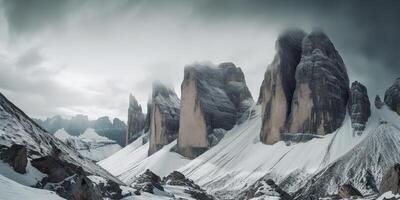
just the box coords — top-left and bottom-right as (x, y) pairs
(376, 95), (385, 109)
(347, 81), (371, 135)
(31, 155), (103, 200)
(126, 94), (145, 145)
(384, 78), (400, 115)
(380, 163), (400, 195)
(243, 178), (292, 200)
(258, 30), (306, 144)
(132, 169), (164, 194)
(148, 82), (181, 155)
(287, 31), (349, 135)
(339, 183), (363, 198)
(0, 144), (27, 174)
(178, 62), (253, 158)
(163, 171), (214, 200)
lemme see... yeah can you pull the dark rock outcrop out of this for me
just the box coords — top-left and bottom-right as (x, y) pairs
(0, 144), (27, 174)
(31, 156), (103, 200)
(132, 169), (164, 194)
(148, 82), (181, 155)
(163, 171), (214, 200)
(376, 95), (385, 109)
(258, 30), (306, 144)
(242, 178), (292, 200)
(178, 62), (253, 158)
(287, 31), (349, 135)
(384, 78), (400, 115)
(348, 81), (371, 135)
(339, 183), (363, 198)
(126, 94), (145, 145)
(380, 163), (400, 195)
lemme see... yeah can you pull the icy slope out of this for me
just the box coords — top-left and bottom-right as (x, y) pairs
(178, 105), (364, 198)
(0, 174), (64, 200)
(99, 137), (190, 185)
(54, 128), (122, 161)
(0, 92), (121, 184)
(291, 107), (400, 198)
(99, 134), (149, 177)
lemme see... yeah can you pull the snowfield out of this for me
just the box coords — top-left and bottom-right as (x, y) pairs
(99, 135), (190, 185)
(101, 103), (400, 199)
(0, 174), (64, 200)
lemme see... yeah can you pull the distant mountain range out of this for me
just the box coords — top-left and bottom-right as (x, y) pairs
(33, 115), (127, 147)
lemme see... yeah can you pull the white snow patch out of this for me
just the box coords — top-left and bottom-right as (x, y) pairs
(0, 160), (46, 186)
(0, 174), (64, 200)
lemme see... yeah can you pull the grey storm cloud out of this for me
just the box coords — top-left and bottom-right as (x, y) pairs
(0, 0), (399, 120)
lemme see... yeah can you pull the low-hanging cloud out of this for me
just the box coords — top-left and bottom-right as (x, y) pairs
(0, 0), (398, 120)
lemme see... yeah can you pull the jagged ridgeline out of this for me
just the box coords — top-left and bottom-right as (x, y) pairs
(177, 62), (253, 158)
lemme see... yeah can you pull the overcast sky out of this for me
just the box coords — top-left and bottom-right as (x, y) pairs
(0, 0), (399, 121)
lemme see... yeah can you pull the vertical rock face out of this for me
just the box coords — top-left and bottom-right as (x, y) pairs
(287, 31), (349, 135)
(384, 78), (400, 115)
(259, 30), (350, 144)
(347, 81), (371, 135)
(178, 62), (253, 158)
(126, 94), (145, 145)
(259, 30), (306, 144)
(148, 82), (180, 155)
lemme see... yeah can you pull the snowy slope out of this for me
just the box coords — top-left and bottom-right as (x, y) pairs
(99, 101), (400, 199)
(177, 105), (365, 198)
(99, 136), (190, 185)
(54, 128), (122, 161)
(0, 174), (64, 200)
(290, 106), (400, 199)
(0, 92), (121, 184)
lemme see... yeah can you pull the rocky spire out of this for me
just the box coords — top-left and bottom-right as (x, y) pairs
(178, 62), (253, 158)
(348, 81), (371, 135)
(286, 31), (349, 135)
(126, 94), (145, 145)
(259, 30), (350, 144)
(148, 82), (180, 155)
(384, 78), (400, 115)
(258, 29), (306, 144)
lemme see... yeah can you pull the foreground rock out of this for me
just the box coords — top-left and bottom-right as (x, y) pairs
(132, 169), (164, 194)
(178, 62), (253, 158)
(287, 31), (350, 135)
(126, 94), (145, 145)
(148, 82), (181, 155)
(32, 156), (103, 200)
(258, 30), (306, 144)
(0, 144), (28, 174)
(163, 171), (214, 200)
(339, 183), (363, 198)
(384, 78), (400, 115)
(380, 163), (400, 195)
(242, 178), (292, 200)
(348, 81), (371, 135)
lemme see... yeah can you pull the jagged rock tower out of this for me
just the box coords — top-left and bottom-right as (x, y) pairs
(178, 62), (253, 158)
(148, 82), (181, 155)
(384, 78), (400, 115)
(259, 30), (350, 144)
(348, 81), (371, 135)
(258, 30), (306, 144)
(126, 94), (145, 145)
